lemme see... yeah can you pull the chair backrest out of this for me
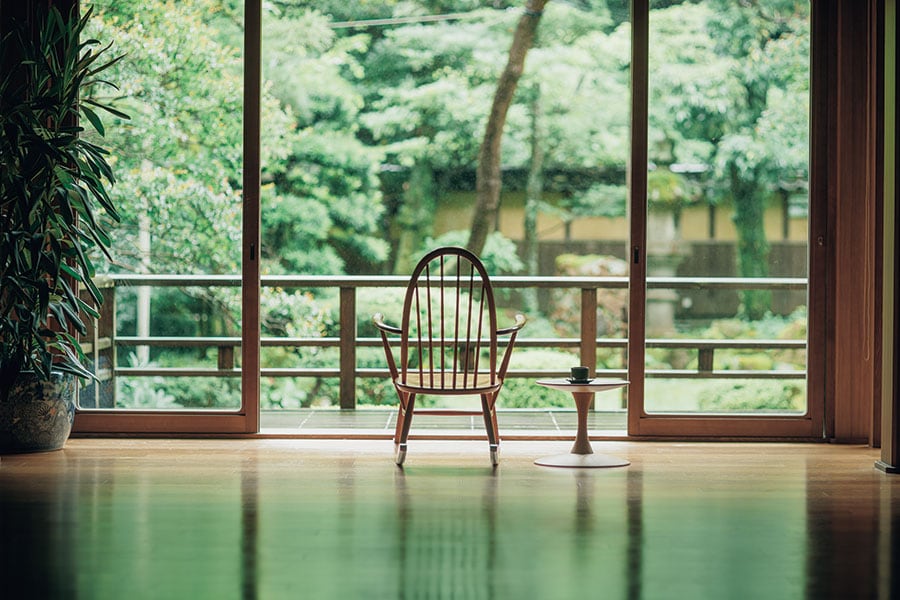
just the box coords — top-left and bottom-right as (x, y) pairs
(398, 247), (498, 391)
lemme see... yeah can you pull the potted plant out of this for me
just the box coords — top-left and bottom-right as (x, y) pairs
(0, 7), (126, 452)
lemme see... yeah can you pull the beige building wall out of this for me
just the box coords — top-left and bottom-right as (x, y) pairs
(436, 192), (808, 244)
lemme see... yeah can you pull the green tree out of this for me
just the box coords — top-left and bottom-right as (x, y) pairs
(708, 0), (809, 319)
(468, 0), (549, 257)
(358, 7), (517, 270)
(358, 2), (627, 270)
(513, 3), (628, 287)
(649, 1), (810, 319)
(85, 0), (249, 278)
(86, 0), (390, 280)
(260, 8), (389, 274)
(83, 0), (391, 410)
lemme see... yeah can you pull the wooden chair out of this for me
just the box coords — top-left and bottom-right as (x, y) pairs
(373, 247), (526, 466)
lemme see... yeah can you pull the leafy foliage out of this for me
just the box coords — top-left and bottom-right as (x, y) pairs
(85, 0), (390, 279)
(648, 0), (810, 319)
(84, 0), (245, 277)
(422, 230), (524, 275)
(0, 7), (126, 395)
(698, 380), (805, 412)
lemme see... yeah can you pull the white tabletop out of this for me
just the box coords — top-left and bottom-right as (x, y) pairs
(535, 378), (629, 393)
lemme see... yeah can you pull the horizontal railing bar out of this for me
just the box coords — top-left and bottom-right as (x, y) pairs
(370, 337), (806, 350)
(352, 369), (633, 379)
(114, 368), (631, 379)
(646, 277), (806, 290)
(114, 367), (802, 379)
(116, 335), (805, 350)
(645, 370), (805, 379)
(117, 336), (342, 348)
(107, 273), (807, 291)
(108, 274), (243, 287)
(117, 336), (241, 347)
(646, 339), (806, 349)
(116, 336), (517, 348)
(115, 368), (341, 378)
(116, 368), (241, 377)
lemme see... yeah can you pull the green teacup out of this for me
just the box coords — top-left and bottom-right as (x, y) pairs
(569, 366), (590, 382)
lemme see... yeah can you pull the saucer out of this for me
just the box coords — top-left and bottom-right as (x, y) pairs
(566, 378), (594, 384)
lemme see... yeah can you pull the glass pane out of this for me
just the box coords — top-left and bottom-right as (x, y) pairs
(81, 1), (244, 410)
(644, 0), (810, 414)
(257, 4), (632, 430)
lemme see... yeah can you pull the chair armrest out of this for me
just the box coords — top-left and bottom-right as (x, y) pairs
(373, 313), (402, 335)
(373, 313), (400, 381)
(497, 313), (526, 336)
(497, 313), (526, 380)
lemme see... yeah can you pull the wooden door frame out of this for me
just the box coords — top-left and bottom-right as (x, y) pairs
(823, 0), (883, 444)
(72, 0), (262, 434)
(628, 0), (832, 439)
(63, 0), (885, 441)
(878, 0), (899, 472)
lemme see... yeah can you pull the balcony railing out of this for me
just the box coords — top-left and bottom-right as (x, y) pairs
(83, 274), (807, 409)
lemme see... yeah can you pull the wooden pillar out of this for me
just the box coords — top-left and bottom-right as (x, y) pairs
(627, 0), (649, 435)
(339, 287), (357, 409)
(579, 288), (597, 376)
(829, 0), (881, 443)
(878, 0), (899, 473)
(241, 0), (262, 433)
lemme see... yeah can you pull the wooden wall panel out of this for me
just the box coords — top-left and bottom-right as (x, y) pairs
(872, 0), (885, 449)
(879, 0), (899, 472)
(832, 1), (879, 443)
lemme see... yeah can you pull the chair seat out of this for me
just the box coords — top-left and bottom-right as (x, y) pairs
(395, 371), (502, 394)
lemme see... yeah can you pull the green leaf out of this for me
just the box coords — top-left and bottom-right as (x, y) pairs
(81, 104), (105, 136)
(59, 262), (85, 283)
(83, 99), (130, 121)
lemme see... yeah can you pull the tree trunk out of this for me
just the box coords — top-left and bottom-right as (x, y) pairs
(136, 210), (152, 365)
(729, 162), (771, 320)
(394, 161), (436, 272)
(467, 0), (548, 256)
(523, 86), (544, 314)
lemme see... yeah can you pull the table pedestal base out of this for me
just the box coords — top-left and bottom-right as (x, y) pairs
(534, 453), (630, 468)
(533, 380), (631, 469)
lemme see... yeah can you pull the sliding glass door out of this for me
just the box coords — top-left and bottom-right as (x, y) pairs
(72, 0), (824, 439)
(629, 0), (823, 437)
(74, 0), (259, 433)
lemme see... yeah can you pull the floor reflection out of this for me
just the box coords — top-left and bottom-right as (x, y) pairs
(394, 466), (498, 599)
(0, 440), (897, 599)
(805, 461), (898, 598)
(241, 459), (259, 600)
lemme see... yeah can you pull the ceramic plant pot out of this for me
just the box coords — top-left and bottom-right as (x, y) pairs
(0, 372), (76, 453)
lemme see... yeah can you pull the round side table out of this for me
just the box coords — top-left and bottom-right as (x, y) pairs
(534, 379), (630, 468)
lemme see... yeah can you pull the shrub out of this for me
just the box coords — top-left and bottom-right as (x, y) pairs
(497, 349), (581, 408)
(697, 380), (805, 412)
(551, 254), (628, 337)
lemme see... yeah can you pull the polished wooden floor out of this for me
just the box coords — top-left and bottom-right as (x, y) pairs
(1, 439), (897, 599)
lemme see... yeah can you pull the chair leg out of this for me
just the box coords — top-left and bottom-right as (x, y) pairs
(481, 393), (500, 466)
(393, 391), (409, 445)
(395, 393), (416, 466)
